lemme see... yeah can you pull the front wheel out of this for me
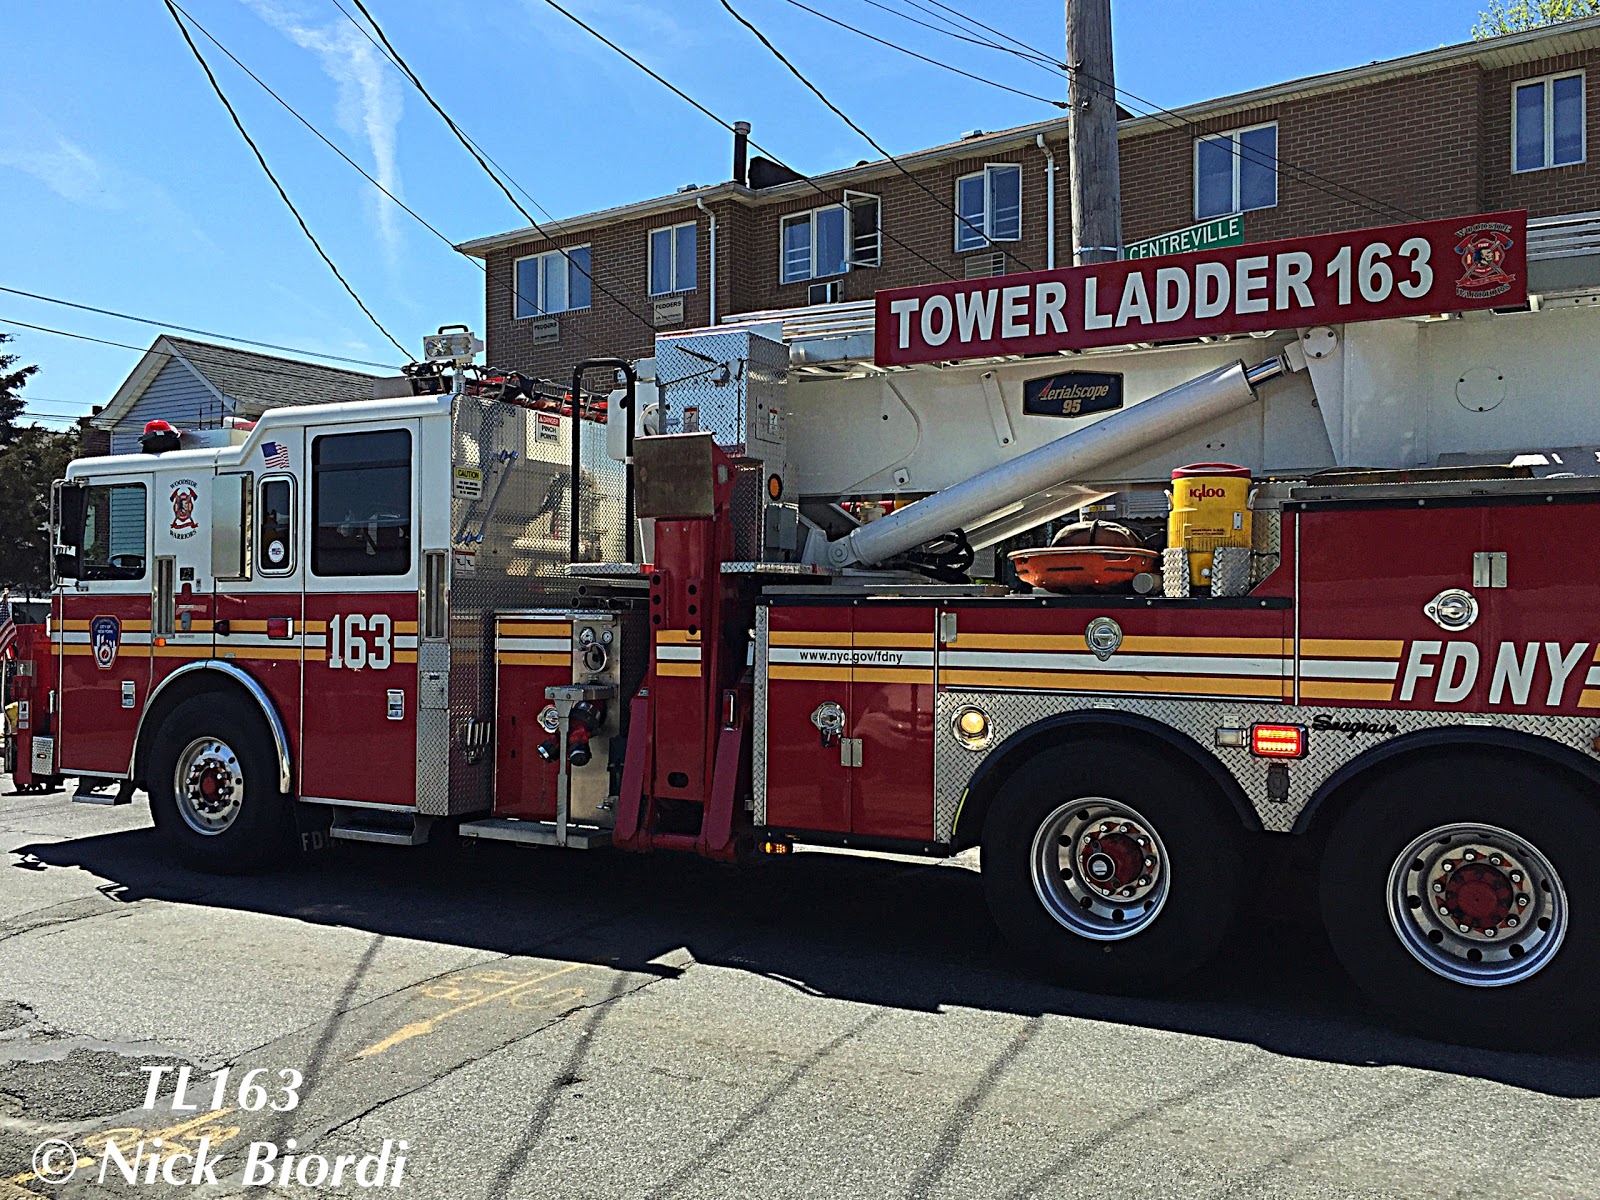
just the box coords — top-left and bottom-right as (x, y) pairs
(1319, 752), (1600, 1049)
(148, 692), (292, 874)
(981, 739), (1246, 994)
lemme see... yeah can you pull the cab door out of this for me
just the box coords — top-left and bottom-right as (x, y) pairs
(55, 476), (153, 777)
(298, 421), (420, 807)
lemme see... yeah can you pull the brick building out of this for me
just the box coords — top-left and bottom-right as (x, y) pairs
(459, 18), (1600, 382)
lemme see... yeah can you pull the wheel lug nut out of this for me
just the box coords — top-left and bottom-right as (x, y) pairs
(1464, 851), (1476, 861)
(1517, 896), (1529, 907)
(1432, 883), (1444, 893)
(1137, 876), (1150, 887)
(1507, 917), (1519, 927)
(1490, 856), (1503, 866)
(1118, 823), (1130, 833)
(1510, 872), (1523, 883)
(1442, 862), (1454, 872)
(1143, 856), (1155, 867)
(1458, 924), (1471, 933)
(1484, 928), (1497, 937)
(1439, 905), (1451, 916)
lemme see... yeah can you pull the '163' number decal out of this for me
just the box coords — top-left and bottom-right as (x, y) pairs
(327, 613), (393, 670)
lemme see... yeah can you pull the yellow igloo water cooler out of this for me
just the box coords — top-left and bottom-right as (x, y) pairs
(1168, 463), (1253, 586)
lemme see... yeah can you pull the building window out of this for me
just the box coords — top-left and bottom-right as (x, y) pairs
(780, 193), (881, 284)
(649, 222), (697, 296)
(311, 429), (411, 577)
(1195, 122), (1277, 220)
(954, 164), (1021, 252)
(513, 246), (592, 318)
(1514, 71), (1585, 172)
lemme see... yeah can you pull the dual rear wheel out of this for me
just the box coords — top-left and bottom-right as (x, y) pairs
(981, 740), (1597, 1048)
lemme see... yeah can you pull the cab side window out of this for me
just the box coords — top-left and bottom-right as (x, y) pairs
(311, 430), (411, 577)
(258, 477), (296, 576)
(81, 482), (148, 581)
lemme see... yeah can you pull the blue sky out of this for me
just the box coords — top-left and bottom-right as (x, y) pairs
(4, 0), (1487, 428)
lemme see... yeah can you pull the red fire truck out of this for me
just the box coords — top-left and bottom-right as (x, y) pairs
(9, 208), (1600, 1047)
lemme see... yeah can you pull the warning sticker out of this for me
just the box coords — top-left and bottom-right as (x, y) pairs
(536, 412), (561, 443)
(453, 467), (484, 500)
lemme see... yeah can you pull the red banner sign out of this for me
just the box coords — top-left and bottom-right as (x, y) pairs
(873, 210), (1527, 367)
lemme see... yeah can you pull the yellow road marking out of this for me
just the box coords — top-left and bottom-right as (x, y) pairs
(5, 1109), (241, 1188)
(356, 964), (587, 1058)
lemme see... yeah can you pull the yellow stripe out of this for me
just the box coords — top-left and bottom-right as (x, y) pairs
(656, 662), (703, 678)
(229, 620), (269, 632)
(219, 648), (302, 662)
(1300, 638), (1404, 659)
(394, 621), (418, 635)
(853, 668), (935, 685)
(656, 629), (702, 644)
(393, 651), (417, 665)
(1298, 680), (1397, 702)
(1579, 688), (1600, 708)
(305, 620), (328, 633)
(952, 633), (1287, 656)
(770, 630), (852, 647)
(500, 652), (570, 668)
(941, 669), (1283, 698)
(770, 665), (851, 682)
(154, 645), (214, 659)
(852, 632), (934, 648)
(305, 649), (326, 662)
(497, 621), (571, 637)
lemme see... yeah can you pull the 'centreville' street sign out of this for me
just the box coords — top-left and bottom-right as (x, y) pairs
(1125, 214), (1243, 260)
(873, 210), (1527, 368)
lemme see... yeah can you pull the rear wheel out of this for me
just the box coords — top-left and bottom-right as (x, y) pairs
(148, 693), (291, 874)
(981, 739), (1246, 994)
(1319, 752), (1600, 1049)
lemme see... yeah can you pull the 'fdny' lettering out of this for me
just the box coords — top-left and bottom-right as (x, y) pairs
(1400, 640), (1592, 707)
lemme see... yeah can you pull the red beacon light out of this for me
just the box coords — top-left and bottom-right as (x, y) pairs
(139, 420), (183, 454)
(1251, 724), (1307, 759)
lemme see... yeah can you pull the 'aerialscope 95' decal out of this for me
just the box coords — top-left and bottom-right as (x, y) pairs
(873, 210), (1527, 367)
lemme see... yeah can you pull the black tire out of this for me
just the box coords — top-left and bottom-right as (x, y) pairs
(981, 738), (1246, 994)
(1319, 751), (1600, 1050)
(148, 692), (292, 874)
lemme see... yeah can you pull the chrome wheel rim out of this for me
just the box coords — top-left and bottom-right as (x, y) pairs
(1029, 798), (1170, 941)
(173, 737), (245, 836)
(1385, 822), (1567, 988)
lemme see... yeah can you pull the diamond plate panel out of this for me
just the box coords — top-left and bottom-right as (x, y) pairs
(753, 605), (770, 824)
(441, 395), (628, 815)
(654, 330), (787, 455)
(415, 639), (453, 815)
(934, 689), (1600, 837)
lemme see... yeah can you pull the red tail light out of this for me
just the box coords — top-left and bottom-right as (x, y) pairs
(1251, 724), (1306, 758)
(267, 618), (292, 640)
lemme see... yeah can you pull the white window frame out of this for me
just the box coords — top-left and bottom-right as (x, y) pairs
(648, 221), (698, 296)
(780, 196), (881, 284)
(1512, 70), (1586, 174)
(1193, 121), (1279, 221)
(954, 163), (1023, 252)
(512, 245), (592, 318)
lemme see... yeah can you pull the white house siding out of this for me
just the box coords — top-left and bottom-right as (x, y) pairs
(107, 357), (226, 455)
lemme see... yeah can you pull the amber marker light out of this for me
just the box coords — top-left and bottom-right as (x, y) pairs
(767, 474), (783, 500)
(953, 706), (993, 751)
(1251, 724), (1307, 758)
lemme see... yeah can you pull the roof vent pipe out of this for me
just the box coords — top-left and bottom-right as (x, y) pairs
(733, 121), (751, 185)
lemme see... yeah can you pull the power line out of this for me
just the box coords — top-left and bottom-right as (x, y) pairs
(170, 2), (621, 360)
(0, 285), (398, 369)
(847, 0), (1065, 78)
(771, 0), (1068, 108)
(526, 0), (962, 283)
(343, 0), (659, 337)
(161, 0), (413, 360)
(327, 0), (652, 334)
(862, 0), (1420, 224)
(719, 0), (1037, 272)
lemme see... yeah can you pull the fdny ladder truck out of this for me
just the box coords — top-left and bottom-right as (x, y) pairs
(9, 207), (1600, 1047)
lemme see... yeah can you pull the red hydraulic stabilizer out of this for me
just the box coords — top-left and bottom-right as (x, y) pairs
(614, 434), (755, 860)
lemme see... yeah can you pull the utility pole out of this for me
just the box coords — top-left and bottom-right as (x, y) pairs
(1065, 0), (1123, 264)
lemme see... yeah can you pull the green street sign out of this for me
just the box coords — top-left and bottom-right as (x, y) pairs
(1124, 214), (1244, 260)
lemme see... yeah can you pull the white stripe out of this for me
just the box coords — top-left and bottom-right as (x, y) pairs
(1299, 659), (1399, 681)
(657, 645), (703, 662)
(496, 636), (570, 654)
(939, 650), (1288, 677)
(393, 635), (419, 650)
(770, 647), (936, 668)
(1587, 665), (1600, 687)
(61, 631), (152, 646)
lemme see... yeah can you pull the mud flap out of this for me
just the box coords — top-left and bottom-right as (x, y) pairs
(292, 800), (335, 857)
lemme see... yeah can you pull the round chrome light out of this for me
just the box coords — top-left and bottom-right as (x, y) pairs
(952, 706), (993, 750)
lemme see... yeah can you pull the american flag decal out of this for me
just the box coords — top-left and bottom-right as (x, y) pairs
(262, 441), (290, 469)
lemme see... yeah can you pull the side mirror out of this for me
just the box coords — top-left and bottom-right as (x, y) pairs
(54, 550), (79, 581)
(57, 483), (87, 550)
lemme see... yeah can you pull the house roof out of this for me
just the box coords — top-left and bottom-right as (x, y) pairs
(456, 15), (1600, 259)
(93, 336), (380, 430)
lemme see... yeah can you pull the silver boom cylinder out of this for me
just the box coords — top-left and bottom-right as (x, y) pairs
(824, 357), (1285, 568)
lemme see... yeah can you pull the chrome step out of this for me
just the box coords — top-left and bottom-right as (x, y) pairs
(457, 818), (612, 849)
(329, 812), (433, 846)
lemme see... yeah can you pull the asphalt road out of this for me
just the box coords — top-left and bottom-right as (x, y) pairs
(1, 778), (1598, 1199)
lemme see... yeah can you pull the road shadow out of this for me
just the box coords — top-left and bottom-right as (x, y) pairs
(8, 819), (1600, 1099)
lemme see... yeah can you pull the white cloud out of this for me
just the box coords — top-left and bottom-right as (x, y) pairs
(243, 0), (407, 264)
(0, 125), (110, 207)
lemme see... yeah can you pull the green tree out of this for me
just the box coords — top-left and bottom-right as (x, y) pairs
(0, 331), (39, 445)
(0, 425), (79, 594)
(1474, 0), (1600, 37)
